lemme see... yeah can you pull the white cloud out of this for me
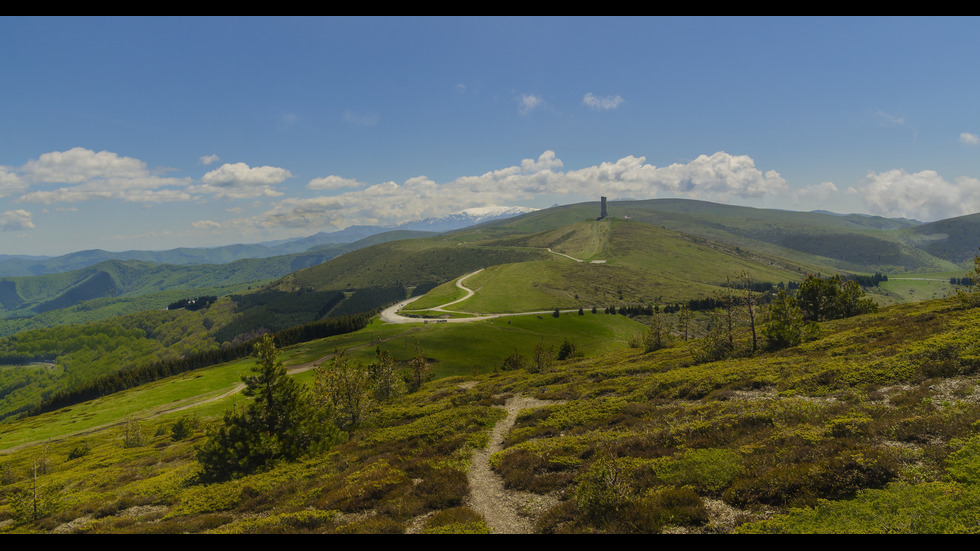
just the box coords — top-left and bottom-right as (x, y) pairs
(0, 209), (34, 231)
(16, 147), (192, 204)
(308, 175), (367, 190)
(258, 151), (789, 231)
(960, 132), (980, 146)
(583, 93), (624, 111)
(192, 219), (222, 230)
(190, 162), (292, 199)
(0, 167), (26, 198)
(200, 154), (221, 165)
(21, 147), (149, 184)
(859, 168), (980, 221)
(21, 186), (193, 204)
(518, 93), (543, 115)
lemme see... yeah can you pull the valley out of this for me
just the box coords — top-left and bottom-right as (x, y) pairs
(1, 198), (979, 534)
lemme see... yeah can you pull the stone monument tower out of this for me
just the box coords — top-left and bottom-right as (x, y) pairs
(600, 196), (608, 219)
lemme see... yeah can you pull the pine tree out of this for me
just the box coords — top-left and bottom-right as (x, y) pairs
(761, 289), (818, 351)
(197, 335), (340, 482)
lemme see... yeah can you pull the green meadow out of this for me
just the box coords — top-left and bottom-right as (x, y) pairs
(0, 311), (643, 454)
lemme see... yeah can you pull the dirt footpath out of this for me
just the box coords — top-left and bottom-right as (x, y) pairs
(465, 394), (561, 534)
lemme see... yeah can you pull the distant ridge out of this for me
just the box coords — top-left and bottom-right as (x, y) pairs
(0, 206), (538, 278)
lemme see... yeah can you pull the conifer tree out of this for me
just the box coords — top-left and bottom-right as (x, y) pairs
(761, 289), (818, 351)
(197, 335), (340, 482)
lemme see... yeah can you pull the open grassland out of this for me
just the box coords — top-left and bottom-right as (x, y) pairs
(409, 219), (815, 317)
(4, 294), (980, 533)
(0, 312), (643, 454)
(876, 274), (965, 305)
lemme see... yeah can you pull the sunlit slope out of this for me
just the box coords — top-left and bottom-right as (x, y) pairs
(452, 198), (963, 274)
(269, 237), (551, 292)
(608, 199), (961, 273)
(0, 311), (645, 453)
(411, 218), (814, 314)
(905, 212), (980, 266)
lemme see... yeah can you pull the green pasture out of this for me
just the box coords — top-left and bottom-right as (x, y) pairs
(292, 311), (644, 379)
(402, 278), (469, 310)
(0, 353), (256, 453)
(450, 259), (579, 313)
(876, 273), (964, 304)
(0, 311), (644, 453)
(354, 311), (644, 379)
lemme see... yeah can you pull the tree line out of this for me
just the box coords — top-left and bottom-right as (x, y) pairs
(167, 295), (218, 311)
(622, 273), (880, 364)
(25, 313), (371, 418)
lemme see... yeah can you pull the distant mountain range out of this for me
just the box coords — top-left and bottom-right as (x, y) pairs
(0, 206), (539, 278)
(3, 198), (978, 338)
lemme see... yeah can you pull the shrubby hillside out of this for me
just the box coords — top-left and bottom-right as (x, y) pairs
(0, 263), (978, 532)
(1, 200), (979, 533)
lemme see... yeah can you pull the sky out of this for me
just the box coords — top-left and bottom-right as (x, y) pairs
(2, 16), (980, 256)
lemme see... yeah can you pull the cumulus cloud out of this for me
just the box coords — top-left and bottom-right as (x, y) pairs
(518, 93), (543, 115)
(16, 147), (192, 204)
(859, 168), (980, 221)
(0, 209), (34, 231)
(258, 151), (789, 231)
(583, 93), (624, 111)
(308, 175), (367, 190)
(192, 219), (222, 230)
(189, 162), (292, 199)
(200, 154), (221, 165)
(0, 167), (27, 198)
(960, 132), (980, 146)
(21, 147), (149, 184)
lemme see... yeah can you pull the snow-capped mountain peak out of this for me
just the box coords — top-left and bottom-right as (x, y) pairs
(398, 206), (538, 232)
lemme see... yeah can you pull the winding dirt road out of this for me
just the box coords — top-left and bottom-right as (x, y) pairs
(379, 269), (579, 324)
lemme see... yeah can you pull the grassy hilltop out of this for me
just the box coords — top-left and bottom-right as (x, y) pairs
(1, 199), (979, 533)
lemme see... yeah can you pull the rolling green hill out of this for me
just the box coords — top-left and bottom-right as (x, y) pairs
(0, 230), (438, 278)
(0, 197), (979, 533)
(273, 211), (824, 301)
(405, 218), (816, 316)
(0, 231), (434, 337)
(453, 198), (972, 273)
(905, 212), (980, 266)
(0, 200), (969, 428)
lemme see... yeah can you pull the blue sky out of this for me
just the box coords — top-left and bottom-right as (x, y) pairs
(2, 16), (980, 256)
